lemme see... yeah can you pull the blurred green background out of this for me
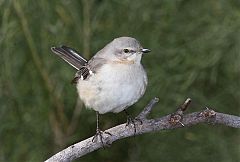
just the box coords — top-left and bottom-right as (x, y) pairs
(0, 0), (240, 162)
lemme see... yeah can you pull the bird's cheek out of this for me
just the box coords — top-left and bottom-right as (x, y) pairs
(126, 53), (137, 61)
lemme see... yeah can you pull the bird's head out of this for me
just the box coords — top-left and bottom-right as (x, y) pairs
(99, 37), (150, 64)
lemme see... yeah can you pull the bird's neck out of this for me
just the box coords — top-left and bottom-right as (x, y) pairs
(110, 60), (135, 65)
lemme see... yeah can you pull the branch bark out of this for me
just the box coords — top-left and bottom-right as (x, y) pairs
(45, 98), (240, 162)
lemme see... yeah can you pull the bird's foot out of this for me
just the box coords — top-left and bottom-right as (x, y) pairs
(92, 128), (112, 148)
(125, 115), (143, 134)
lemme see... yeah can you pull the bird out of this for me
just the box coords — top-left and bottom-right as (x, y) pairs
(51, 37), (150, 143)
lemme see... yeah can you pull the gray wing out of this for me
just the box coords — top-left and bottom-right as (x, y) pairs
(71, 57), (107, 84)
(51, 45), (88, 70)
(88, 57), (107, 73)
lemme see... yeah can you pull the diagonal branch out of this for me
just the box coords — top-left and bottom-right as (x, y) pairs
(45, 98), (240, 162)
(137, 97), (159, 119)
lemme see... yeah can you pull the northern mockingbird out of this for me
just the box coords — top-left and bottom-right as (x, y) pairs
(51, 37), (150, 142)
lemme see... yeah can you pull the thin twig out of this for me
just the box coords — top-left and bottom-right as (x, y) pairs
(169, 98), (192, 126)
(66, 99), (83, 136)
(13, 1), (72, 148)
(82, 0), (93, 59)
(13, 0), (68, 130)
(179, 98), (191, 111)
(137, 97), (159, 119)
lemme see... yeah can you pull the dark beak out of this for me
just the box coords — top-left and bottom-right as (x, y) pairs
(141, 48), (151, 54)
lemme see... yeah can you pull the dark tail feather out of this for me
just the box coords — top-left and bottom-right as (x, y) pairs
(51, 45), (88, 70)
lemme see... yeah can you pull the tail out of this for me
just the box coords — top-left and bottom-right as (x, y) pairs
(51, 45), (88, 70)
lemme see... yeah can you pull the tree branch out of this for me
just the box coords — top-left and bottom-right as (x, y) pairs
(45, 98), (240, 162)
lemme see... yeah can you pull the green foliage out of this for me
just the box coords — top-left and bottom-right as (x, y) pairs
(0, 0), (239, 162)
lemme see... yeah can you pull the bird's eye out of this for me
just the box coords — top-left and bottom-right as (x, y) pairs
(123, 49), (130, 53)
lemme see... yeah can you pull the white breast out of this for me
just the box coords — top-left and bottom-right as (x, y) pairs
(77, 63), (147, 114)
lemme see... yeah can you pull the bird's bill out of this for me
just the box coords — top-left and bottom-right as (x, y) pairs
(141, 48), (151, 53)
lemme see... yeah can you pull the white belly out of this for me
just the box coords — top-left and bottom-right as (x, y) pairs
(76, 63), (147, 114)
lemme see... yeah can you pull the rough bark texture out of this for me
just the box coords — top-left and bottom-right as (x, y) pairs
(45, 98), (240, 162)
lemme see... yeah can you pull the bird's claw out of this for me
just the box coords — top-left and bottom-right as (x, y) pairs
(92, 128), (112, 148)
(125, 116), (143, 134)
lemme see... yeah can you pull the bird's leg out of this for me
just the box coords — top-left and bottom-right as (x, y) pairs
(92, 112), (104, 145)
(124, 110), (142, 134)
(92, 112), (112, 146)
(125, 110), (133, 126)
